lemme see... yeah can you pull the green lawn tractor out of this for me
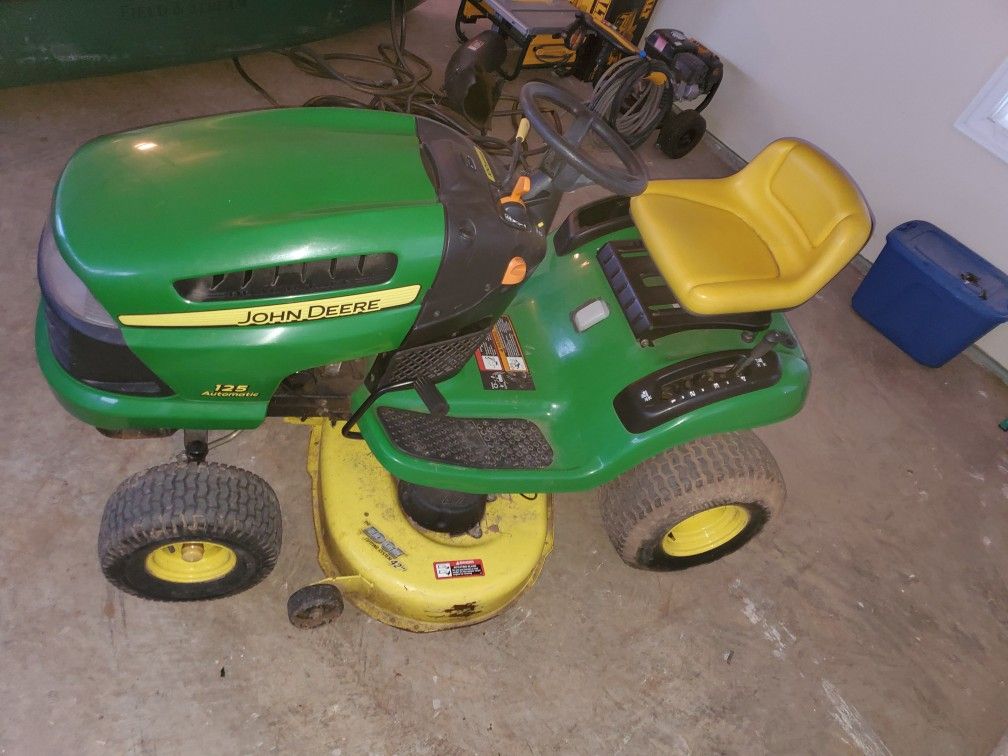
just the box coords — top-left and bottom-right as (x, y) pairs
(36, 81), (871, 631)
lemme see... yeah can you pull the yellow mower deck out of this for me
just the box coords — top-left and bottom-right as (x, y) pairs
(305, 420), (553, 632)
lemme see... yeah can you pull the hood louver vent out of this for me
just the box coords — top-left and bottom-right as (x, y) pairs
(174, 253), (397, 303)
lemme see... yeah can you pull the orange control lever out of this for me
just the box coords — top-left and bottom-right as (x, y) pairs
(501, 257), (527, 285)
(500, 175), (531, 206)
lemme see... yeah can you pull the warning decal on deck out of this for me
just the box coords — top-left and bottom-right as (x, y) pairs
(434, 559), (485, 580)
(474, 316), (534, 391)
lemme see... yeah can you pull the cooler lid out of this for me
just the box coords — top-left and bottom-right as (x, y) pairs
(888, 221), (1008, 317)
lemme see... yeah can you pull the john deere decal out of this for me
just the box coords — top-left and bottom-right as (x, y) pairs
(118, 285), (420, 328)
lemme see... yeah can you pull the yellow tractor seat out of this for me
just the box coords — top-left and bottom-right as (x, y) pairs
(629, 138), (872, 315)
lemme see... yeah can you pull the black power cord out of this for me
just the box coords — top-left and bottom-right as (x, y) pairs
(231, 0), (561, 159)
(231, 56), (279, 107)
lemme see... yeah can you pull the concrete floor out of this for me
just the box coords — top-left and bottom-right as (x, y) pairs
(2, 2), (1008, 754)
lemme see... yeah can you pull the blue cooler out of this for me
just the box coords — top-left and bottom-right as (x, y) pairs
(852, 221), (1008, 367)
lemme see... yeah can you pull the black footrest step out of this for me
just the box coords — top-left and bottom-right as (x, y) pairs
(378, 408), (553, 469)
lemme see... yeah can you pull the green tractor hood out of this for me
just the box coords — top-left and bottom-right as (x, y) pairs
(52, 107), (445, 317)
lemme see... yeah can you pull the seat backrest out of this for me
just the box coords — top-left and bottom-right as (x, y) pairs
(738, 139), (872, 280)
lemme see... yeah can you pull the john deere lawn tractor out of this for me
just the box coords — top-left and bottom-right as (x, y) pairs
(36, 81), (871, 631)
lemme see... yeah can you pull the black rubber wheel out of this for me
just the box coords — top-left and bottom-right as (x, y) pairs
(599, 431), (784, 570)
(657, 109), (707, 159)
(98, 461), (282, 601)
(287, 584), (344, 629)
(397, 480), (487, 535)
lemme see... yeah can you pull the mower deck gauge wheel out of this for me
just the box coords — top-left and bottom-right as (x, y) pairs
(287, 584), (344, 629)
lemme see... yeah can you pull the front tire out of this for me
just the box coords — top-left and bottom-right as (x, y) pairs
(600, 432), (784, 570)
(98, 461), (282, 601)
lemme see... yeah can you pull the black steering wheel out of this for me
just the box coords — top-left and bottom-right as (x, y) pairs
(519, 80), (648, 197)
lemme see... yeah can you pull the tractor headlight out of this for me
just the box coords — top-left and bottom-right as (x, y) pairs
(37, 222), (172, 396)
(37, 223), (119, 340)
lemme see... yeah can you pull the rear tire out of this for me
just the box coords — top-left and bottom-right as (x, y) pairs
(600, 431), (784, 570)
(98, 461), (281, 601)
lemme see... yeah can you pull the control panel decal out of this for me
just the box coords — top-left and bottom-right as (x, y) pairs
(614, 350), (782, 434)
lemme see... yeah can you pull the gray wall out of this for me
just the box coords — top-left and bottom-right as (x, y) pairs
(649, 0), (1008, 365)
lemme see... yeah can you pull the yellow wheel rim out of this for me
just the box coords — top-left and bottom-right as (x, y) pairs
(145, 541), (237, 583)
(662, 505), (751, 557)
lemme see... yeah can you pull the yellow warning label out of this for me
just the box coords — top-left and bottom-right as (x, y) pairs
(473, 147), (496, 183)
